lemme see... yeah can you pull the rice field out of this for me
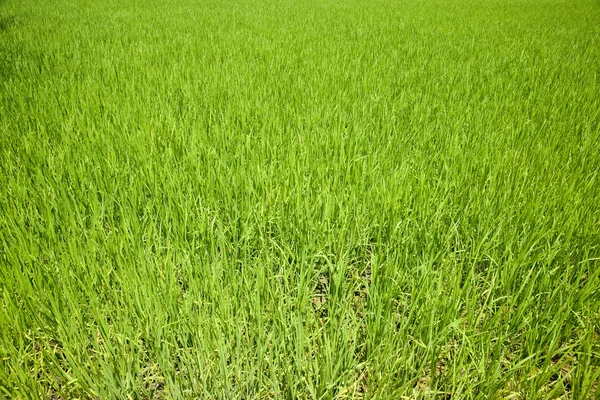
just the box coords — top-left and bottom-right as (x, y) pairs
(1, 0), (599, 398)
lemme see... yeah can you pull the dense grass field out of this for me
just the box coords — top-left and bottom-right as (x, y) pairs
(1, 0), (600, 398)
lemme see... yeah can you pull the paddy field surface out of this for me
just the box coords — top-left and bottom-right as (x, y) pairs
(1, 0), (599, 398)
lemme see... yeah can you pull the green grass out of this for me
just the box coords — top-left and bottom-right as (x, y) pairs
(1, 0), (599, 398)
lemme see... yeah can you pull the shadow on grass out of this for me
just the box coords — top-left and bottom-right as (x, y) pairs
(0, 15), (16, 32)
